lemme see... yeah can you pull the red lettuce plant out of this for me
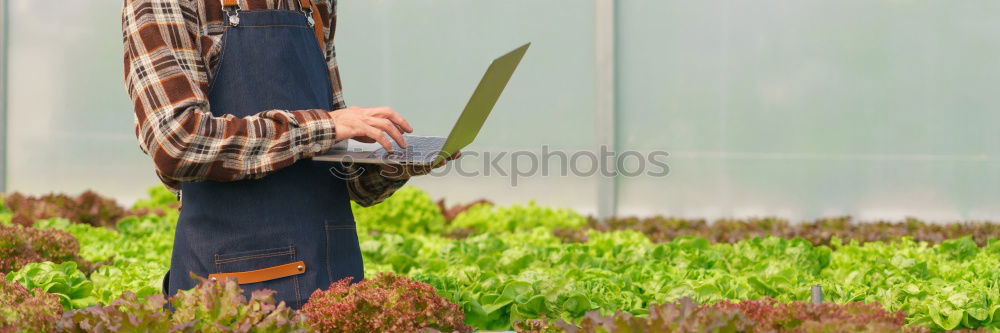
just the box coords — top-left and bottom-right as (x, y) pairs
(4, 191), (125, 228)
(59, 292), (172, 332)
(301, 273), (472, 333)
(0, 224), (91, 274)
(516, 298), (922, 333)
(170, 276), (304, 332)
(515, 297), (752, 333)
(715, 298), (918, 332)
(60, 276), (304, 332)
(0, 279), (63, 333)
(557, 216), (1000, 247)
(437, 198), (492, 223)
(3, 190), (172, 229)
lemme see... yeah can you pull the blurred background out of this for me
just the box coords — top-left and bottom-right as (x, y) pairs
(1, 0), (998, 221)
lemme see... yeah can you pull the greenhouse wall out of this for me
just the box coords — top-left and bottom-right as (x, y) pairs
(614, 0), (1000, 221)
(2, 0), (998, 221)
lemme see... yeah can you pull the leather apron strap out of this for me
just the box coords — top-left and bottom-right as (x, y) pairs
(299, 0), (327, 52)
(209, 261), (307, 285)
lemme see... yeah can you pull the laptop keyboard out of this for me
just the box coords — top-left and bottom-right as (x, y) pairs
(367, 135), (446, 163)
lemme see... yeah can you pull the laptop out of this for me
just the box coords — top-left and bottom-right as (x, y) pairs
(315, 43), (530, 165)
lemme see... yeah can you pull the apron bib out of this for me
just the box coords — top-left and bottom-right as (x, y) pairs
(164, 6), (362, 310)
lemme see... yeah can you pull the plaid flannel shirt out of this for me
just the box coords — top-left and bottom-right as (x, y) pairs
(122, 0), (406, 206)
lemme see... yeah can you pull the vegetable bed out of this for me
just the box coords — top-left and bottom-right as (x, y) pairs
(1, 187), (998, 332)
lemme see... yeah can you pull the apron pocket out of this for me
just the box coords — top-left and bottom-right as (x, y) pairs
(324, 220), (365, 284)
(213, 245), (303, 307)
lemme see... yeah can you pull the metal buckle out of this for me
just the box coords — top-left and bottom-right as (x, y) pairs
(303, 7), (315, 27)
(221, 0), (240, 26)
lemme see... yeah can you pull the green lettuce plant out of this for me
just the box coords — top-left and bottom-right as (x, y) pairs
(352, 187), (446, 235)
(447, 201), (587, 234)
(129, 185), (178, 211)
(35, 215), (174, 267)
(5, 261), (94, 309)
(361, 227), (1000, 330)
(0, 199), (12, 226)
(89, 261), (165, 305)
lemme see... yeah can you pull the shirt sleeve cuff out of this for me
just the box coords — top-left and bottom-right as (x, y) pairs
(380, 165), (412, 182)
(384, 174), (411, 183)
(287, 109), (338, 154)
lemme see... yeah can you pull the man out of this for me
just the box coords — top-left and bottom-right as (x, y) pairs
(122, 0), (457, 309)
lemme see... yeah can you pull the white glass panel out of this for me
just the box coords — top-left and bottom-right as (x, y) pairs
(7, 0), (156, 203)
(337, 0), (598, 213)
(617, 0), (1000, 221)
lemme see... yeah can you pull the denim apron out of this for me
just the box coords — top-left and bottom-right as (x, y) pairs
(164, 7), (362, 310)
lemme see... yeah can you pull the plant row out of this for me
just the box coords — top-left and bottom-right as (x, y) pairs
(6, 271), (938, 333)
(368, 188), (1000, 247)
(362, 229), (1000, 331)
(1, 188), (176, 228)
(555, 216), (1000, 247)
(354, 189), (1000, 330)
(5, 186), (1000, 247)
(1, 272), (470, 332)
(4, 187), (1000, 331)
(516, 297), (939, 333)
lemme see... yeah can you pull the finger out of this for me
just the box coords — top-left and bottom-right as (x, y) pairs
(366, 106), (394, 117)
(387, 112), (413, 133)
(366, 127), (394, 152)
(369, 118), (407, 149)
(370, 107), (413, 133)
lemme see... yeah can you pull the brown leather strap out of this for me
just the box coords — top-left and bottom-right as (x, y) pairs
(221, 0), (238, 7)
(209, 261), (306, 285)
(299, 0), (327, 52)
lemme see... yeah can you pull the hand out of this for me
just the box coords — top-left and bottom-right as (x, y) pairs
(381, 151), (462, 179)
(329, 106), (413, 151)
